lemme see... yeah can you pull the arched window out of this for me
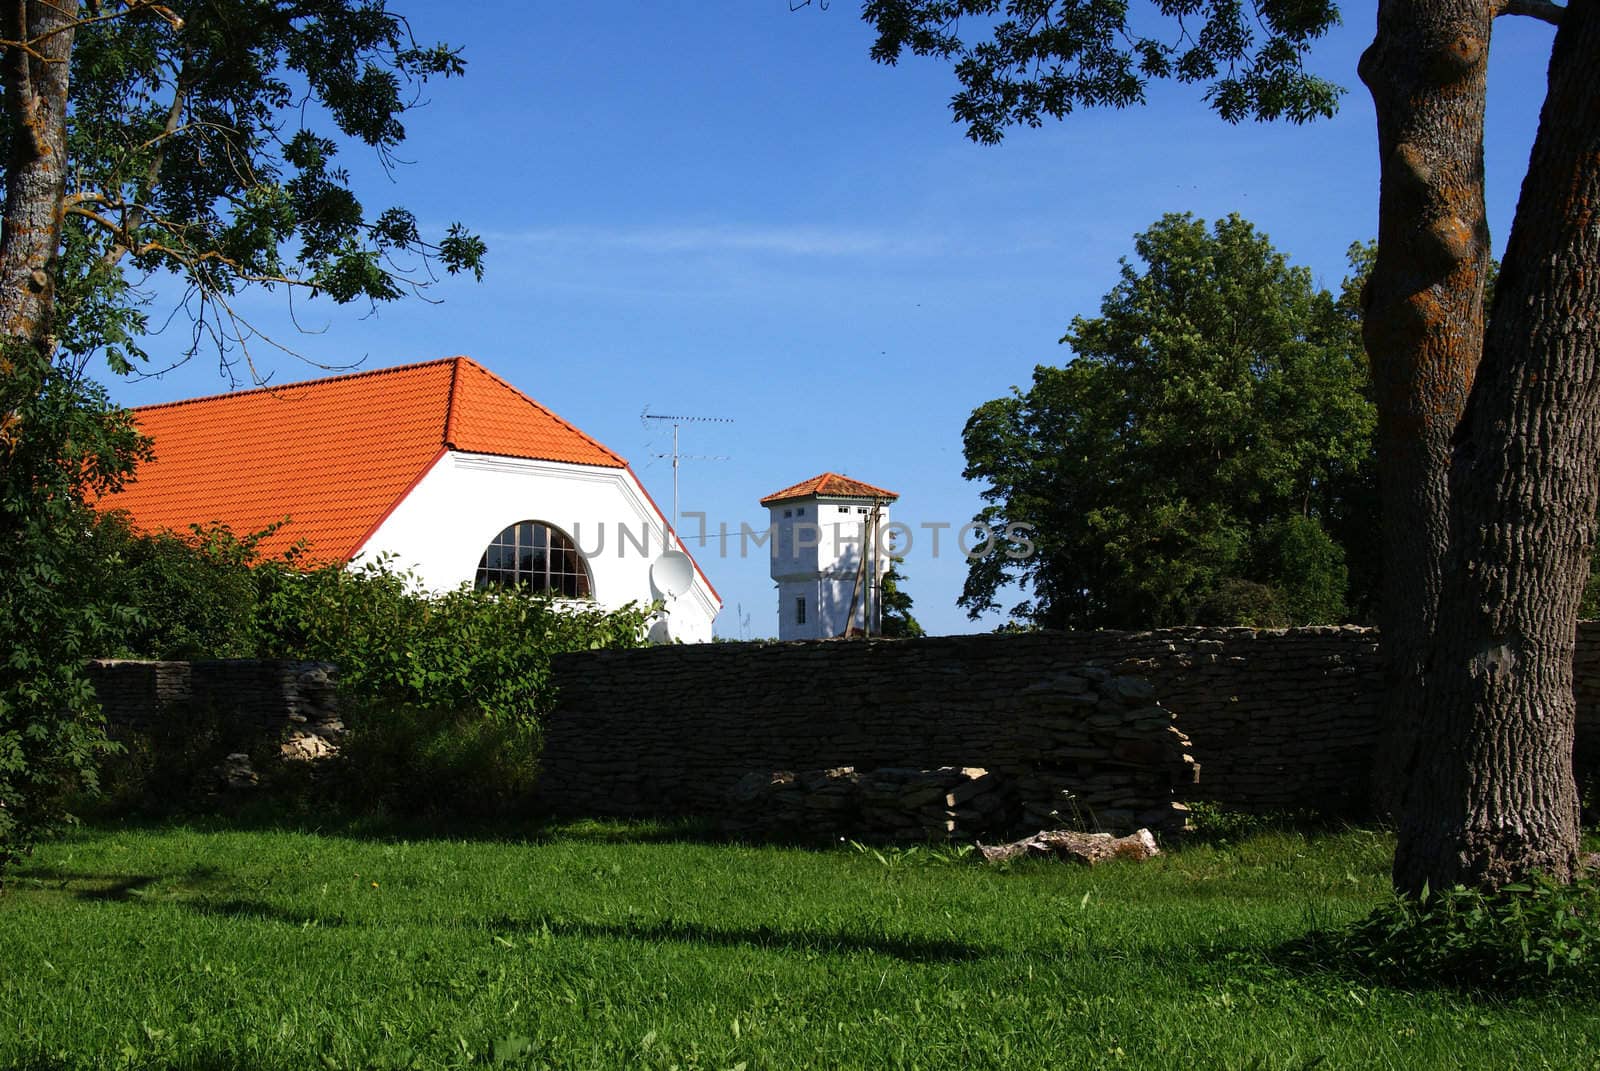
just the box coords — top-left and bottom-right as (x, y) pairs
(474, 520), (592, 597)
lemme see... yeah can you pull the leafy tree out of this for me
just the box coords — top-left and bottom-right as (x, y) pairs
(0, 0), (483, 884)
(961, 213), (1374, 630)
(878, 557), (925, 638)
(834, 0), (1596, 894)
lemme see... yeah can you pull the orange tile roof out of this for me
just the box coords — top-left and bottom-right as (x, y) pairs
(760, 472), (899, 506)
(100, 357), (626, 562)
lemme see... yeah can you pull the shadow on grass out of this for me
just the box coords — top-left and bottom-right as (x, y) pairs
(79, 810), (739, 848)
(6, 863), (227, 902)
(178, 896), (991, 963)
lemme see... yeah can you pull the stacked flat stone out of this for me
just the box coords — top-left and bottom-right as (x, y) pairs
(727, 765), (1008, 842)
(88, 659), (343, 756)
(1012, 669), (1198, 832)
(87, 660), (343, 800)
(858, 767), (1006, 840)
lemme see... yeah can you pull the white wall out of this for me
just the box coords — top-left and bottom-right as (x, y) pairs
(356, 451), (720, 643)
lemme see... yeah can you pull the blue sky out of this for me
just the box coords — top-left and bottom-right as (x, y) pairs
(102, 3), (1560, 638)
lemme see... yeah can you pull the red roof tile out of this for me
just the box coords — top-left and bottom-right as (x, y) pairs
(759, 472), (898, 506)
(100, 357), (626, 562)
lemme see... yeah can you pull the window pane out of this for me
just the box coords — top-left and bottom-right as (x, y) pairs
(477, 520), (593, 598)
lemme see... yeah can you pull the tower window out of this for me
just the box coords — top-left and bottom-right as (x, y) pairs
(797, 507), (806, 516)
(784, 509), (793, 518)
(795, 596), (806, 625)
(474, 520), (592, 597)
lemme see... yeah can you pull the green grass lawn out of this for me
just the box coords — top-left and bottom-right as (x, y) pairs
(1, 821), (1595, 1070)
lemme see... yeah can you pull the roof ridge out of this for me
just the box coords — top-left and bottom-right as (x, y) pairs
(130, 356), (462, 414)
(442, 356), (463, 448)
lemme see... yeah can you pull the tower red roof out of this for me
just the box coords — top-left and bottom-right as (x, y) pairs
(759, 472), (899, 506)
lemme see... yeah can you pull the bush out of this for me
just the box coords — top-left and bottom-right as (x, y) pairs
(1181, 802), (1332, 845)
(87, 516), (268, 659)
(0, 352), (147, 886)
(254, 557), (652, 728)
(1192, 578), (1288, 628)
(82, 527), (652, 822)
(91, 524), (653, 728)
(1297, 875), (1600, 992)
(333, 702), (542, 819)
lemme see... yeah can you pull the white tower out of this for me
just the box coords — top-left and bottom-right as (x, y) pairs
(760, 473), (898, 641)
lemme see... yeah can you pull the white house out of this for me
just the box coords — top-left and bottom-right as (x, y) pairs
(100, 356), (721, 642)
(761, 473), (897, 640)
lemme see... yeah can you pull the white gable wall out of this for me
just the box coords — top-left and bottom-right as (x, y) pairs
(354, 450), (719, 643)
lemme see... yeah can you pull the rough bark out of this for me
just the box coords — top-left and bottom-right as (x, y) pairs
(1359, 0), (1495, 817)
(0, 0), (76, 354)
(1393, 1), (1600, 893)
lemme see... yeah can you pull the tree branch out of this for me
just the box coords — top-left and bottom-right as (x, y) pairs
(19, 0), (180, 47)
(1497, 0), (1563, 25)
(99, 57), (187, 269)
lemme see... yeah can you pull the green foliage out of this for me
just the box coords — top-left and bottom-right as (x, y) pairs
(80, 529), (651, 819)
(89, 524), (652, 728)
(48, 0), (485, 378)
(878, 557), (925, 638)
(1181, 801), (1334, 845)
(0, 350), (149, 880)
(960, 213), (1376, 629)
(857, 0), (1344, 144)
(1260, 514), (1350, 625)
(1299, 875), (1600, 993)
(253, 557), (652, 728)
(333, 703), (543, 819)
(87, 517), (275, 659)
(1191, 578), (1287, 629)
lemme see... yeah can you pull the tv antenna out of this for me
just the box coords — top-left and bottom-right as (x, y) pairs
(641, 408), (733, 535)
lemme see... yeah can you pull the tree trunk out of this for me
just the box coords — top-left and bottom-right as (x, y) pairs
(1392, 0), (1600, 893)
(0, 0), (76, 355)
(1359, 1), (1495, 818)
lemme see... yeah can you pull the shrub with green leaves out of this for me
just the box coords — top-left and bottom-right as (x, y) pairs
(88, 516), (271, 660)
(253, 556), (651, 728)
(0, 352), (148, 884)
(91, 523), (652, 727)
(82, 528), (652, 819)
(1299, 874), (1600, 992)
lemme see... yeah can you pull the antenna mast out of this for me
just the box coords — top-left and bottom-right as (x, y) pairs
(641, 409), (733, 535)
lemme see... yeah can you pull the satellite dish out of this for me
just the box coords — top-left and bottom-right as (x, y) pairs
(650, 550), (695, 601)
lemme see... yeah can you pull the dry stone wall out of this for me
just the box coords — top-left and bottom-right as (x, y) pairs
(721, 664), (1200, 840)
(542, 625), (1600, 822)
(81, 623), (1600, 824)
(87, 659), (342, 758)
